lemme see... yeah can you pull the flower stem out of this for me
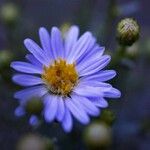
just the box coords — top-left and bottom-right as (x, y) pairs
(110, 45), (127, 67)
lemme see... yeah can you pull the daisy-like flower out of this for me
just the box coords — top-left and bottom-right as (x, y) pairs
(11, 25), (121, 132)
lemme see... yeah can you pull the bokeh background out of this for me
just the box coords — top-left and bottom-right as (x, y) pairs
(0, 0), (150, 150)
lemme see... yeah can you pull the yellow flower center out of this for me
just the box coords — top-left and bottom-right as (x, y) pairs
(42, 59), (78, 96)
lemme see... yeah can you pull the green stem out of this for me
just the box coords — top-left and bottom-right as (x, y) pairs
(110, 45), (127, 67)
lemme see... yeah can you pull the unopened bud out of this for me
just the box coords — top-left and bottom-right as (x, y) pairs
(83, 122), (112, 149)
(0, 3), (19, 25)
(99, 109), (116, 126)
(117, 18), (140, 46)
(0, 50), (13, 67)
(16, 134), (54, 150)
(25, 97), (43, 115)
(60, 22), (71, 38)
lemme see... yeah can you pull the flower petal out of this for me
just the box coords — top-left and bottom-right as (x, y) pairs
(104, 87), (121, 98)
(77, 37), (96, 63)
(51, 27), (64, 59)
(26, 54), (43, 68)
(56, 97), (65, 122)
(79, 79), (112, 89)
(29, 115), (39, 126)
(73, 85), (104, 97)
(90, 97), (108, 108)
(39, 27), (53, 60)
(65, 25), (79, 58)
(24, 38), (49, 66)
(62, 108), (73, 132)
(11, 61), (43, 74)
(77, 46), (104, 66)
(78, 55), (111, 76)
(14, 85), (47, 100)
(15, 106), (25, 117)
(44, 94), (58, 122)
(73, 94), (100, 116)
(12, 74), (43, 86)
(65, 97), (90, 124)
(67, 32), (95, 63)
(82, 70), (116, 82)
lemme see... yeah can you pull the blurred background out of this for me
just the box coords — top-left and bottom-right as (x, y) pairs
(0, 0), (150, 150)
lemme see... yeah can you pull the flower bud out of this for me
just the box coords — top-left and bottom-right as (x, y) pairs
(83, 122), (112, 149)
(16, 134), (54, 150)
(0, 50), (13, 67)
(44, 137), (55, 150)
(117, 18), (140, 46)
(25, 97), (43, 115)
(0, 3), (19, 25)
(99, 109), (116, 126)
(60, 22), (71, 38)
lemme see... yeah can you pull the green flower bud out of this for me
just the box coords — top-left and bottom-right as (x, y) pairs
(117, 18), (140, 46)
(25, 97), (43, 115)
(83, 122), (112, 149)
(16, 134), (54, 150)
(44, 137), (55, 150)
(99, 109), (116, 126)
(0, 3), (19, 25)
(0, 50), (13, 67)
(60, 22), (71, 38)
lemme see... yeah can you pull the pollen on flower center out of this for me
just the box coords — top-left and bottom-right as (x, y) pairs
(42, 59), (78, 96)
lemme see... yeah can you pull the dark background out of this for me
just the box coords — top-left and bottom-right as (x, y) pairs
(0, 0), (150, 150)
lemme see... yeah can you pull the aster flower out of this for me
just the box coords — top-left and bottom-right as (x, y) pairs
(11, 25), (121, 132)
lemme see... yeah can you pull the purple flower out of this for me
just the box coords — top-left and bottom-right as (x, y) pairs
(11, 26), (121, 132)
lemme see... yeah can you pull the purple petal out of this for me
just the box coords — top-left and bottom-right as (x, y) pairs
(78, 55), (111, 76)
(12, 74), (43, 86)
(51, 27), (64, 59)
(90, 97), (108, 108)
(82, 70), (116, 82)
(56, 97), (65, 122)
(79, 80), (112, 90)
(73, 34), (96, 64)
(62, 108), (73, 132)
(15, 106), (25, 117)
(29, 115), (39, 126)
(44, 94), (58, 122)
(67, 32), (94, 63)
(11, 61), (43, 74)
(73, 85), (104, 97)
(24, 39), (49, 66)
(39, 27), (53, 60)
(65, 97), (90, 124)
(77, 46), (104, 66)
(14, 85), (47, 100)
(65, 25), (79, 58)
(104, 87), (121, 98)
(26, 54), (43, 68)
(73, 94), (100, 116)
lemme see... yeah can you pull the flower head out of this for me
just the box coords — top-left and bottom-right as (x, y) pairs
(11, 25), (121, 132)
(116, 18), (140, 46)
